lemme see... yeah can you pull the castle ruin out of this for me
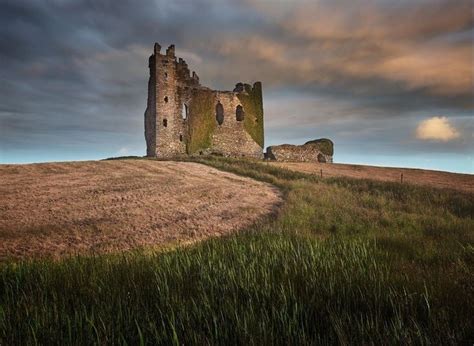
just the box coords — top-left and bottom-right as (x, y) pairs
(266, 139), (334, 163)
(145, 43), (264, 158)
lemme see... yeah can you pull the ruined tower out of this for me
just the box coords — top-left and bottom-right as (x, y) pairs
(144, 43), (264, 158)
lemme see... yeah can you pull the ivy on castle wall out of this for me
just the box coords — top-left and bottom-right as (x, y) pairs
(187, 90), (216, 154)
(186, 83), (264, 154)
(237, 82), (264, 148)
(304, 138), (334, 156)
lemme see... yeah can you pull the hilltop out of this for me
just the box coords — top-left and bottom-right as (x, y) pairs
(1, 157), (472, 344)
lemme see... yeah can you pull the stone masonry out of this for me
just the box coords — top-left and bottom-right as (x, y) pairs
(144, 43), (264, 158)
(266, 139), (334, 163)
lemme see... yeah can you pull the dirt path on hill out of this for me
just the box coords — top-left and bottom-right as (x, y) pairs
(0, 160), (282, 260)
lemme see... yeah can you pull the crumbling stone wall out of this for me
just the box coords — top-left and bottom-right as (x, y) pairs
(205, 91), (262, 157)
(144, 43), (264, 159)
(266, 139), (334, 163)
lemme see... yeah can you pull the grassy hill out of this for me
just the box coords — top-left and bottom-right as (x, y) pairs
(1, 157), (473, 344)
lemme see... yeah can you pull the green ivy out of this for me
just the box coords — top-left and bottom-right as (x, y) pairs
(304, 138), (334, 156)
(187, 90), (216, 154)
(237, 82), (264, 148)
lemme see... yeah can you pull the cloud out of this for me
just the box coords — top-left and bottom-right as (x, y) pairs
(416, 116), (460, 141)
(238, 0), (473, 98)
(117, 147), (130, 156)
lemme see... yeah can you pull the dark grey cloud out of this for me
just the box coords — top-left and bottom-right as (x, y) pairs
(0, 0), (472, 171)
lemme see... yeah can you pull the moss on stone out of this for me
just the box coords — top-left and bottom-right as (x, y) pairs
(187, 90), (216, 154)
(304, 138), (334, 156)
(237, 82), (264, 148)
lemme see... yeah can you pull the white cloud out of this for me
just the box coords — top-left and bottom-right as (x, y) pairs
(116, 147), (129, 155)
(416, 116), (460, 142)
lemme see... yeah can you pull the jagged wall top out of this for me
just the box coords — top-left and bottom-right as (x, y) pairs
(151, 42), (265, 94)
(151, 42), (200, 86)
(152, 42), (175, 57)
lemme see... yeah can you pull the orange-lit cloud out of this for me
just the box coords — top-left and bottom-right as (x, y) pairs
(233, 0), (473, 97)
(416, 116), (460, 141)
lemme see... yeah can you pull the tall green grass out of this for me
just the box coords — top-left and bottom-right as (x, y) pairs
(1, 157), (473, 344)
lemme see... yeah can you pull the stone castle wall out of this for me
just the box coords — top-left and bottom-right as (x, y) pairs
(205, 91), (262, 158)
(266, 139), (334, 163)
(144, 43), (263, 159)
(144, 52), (156, 157)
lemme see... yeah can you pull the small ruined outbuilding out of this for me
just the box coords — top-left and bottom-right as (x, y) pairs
(266, 139), (334, 163)
(145, 43), (264, 158)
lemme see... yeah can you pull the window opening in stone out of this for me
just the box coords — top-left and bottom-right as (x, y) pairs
(163, 118), (167, 127)
(182, 104), (188, 120)
(164, 96), (168, 103)
(164, 72), (168, 80)
(236, 105), (244, 121)
(216, 101), (224, 125)
(179, 134), (183, 142)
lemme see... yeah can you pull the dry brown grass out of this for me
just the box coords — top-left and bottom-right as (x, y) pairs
(0, 160), (282, 260)
(269, 162), (474, 193)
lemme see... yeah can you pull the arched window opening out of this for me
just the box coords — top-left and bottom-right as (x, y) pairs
(163, 118), (167, 127)
(216, 101), (224, 125)
(179, 134), (183, 142)
(164, 72), (168, 80)
(182, 104), (188, 120)
(164, 96), (168, 103)
(236, 105), (244, 121)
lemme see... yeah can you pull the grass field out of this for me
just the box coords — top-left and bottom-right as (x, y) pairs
(270, 161), (474, 193)
(1, 157), (473, 344)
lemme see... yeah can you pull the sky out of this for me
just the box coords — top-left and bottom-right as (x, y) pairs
(0, 0), (472, 173)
